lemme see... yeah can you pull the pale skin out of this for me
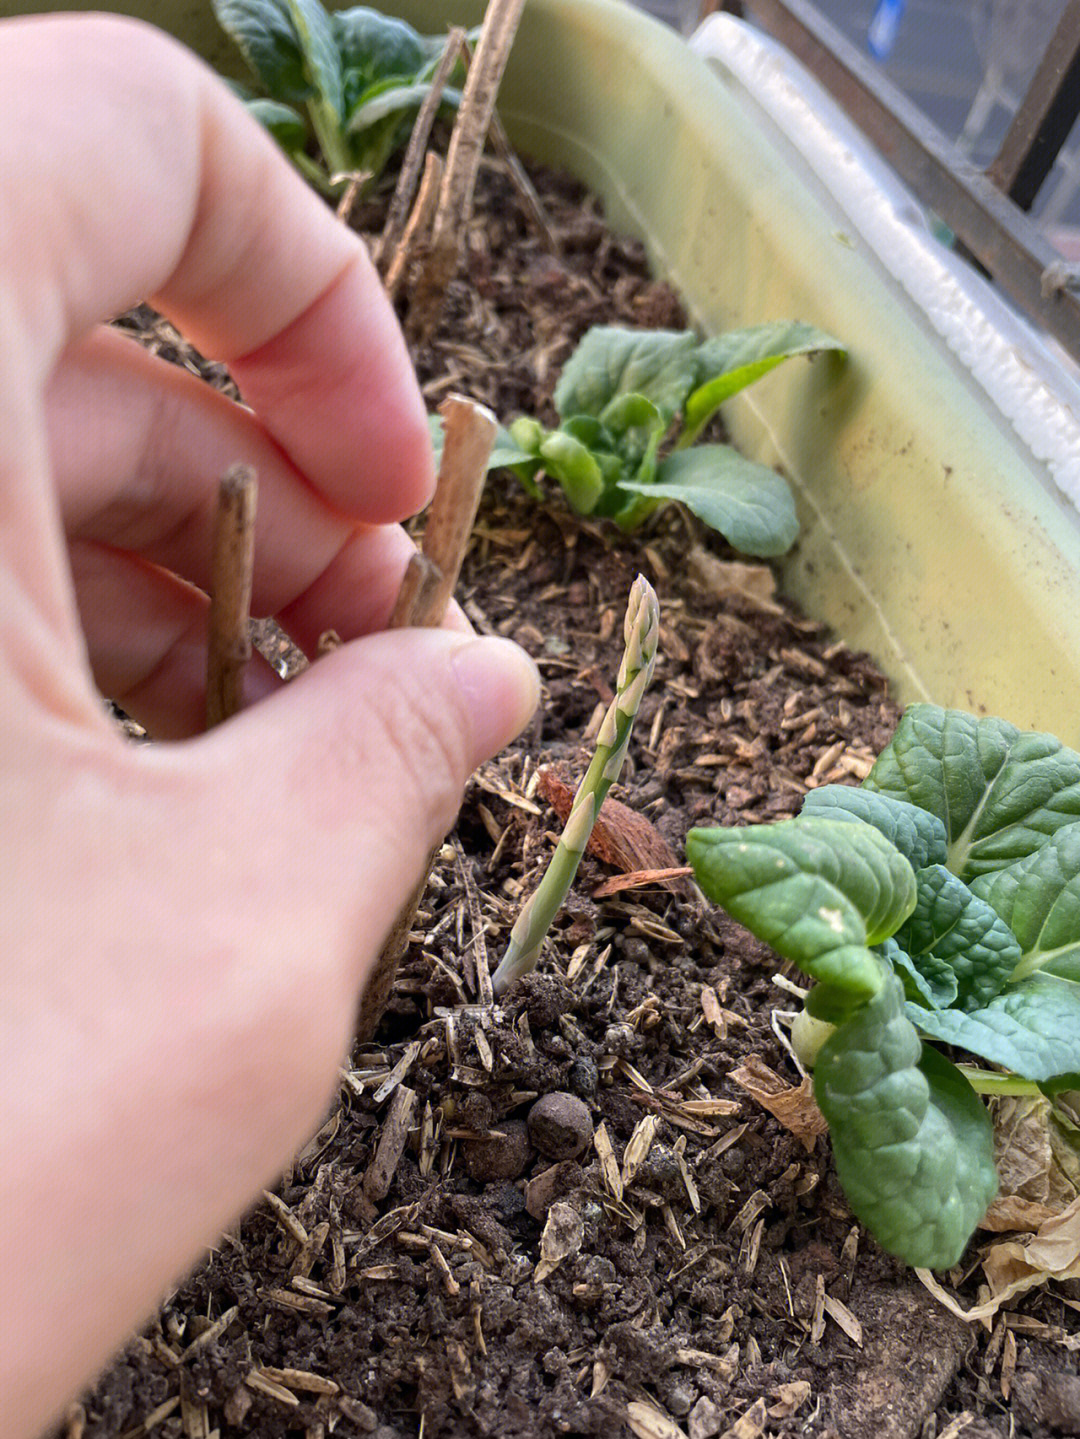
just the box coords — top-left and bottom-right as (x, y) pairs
(0, 15), (539, 1435)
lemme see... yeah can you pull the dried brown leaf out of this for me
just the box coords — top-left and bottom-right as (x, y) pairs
(729, 1056), (827, 1152)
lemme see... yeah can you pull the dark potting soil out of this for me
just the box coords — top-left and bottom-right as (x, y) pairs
(62, 162), (1076, 1439)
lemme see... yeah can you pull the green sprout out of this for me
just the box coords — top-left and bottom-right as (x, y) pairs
(491, 575), (660, 996)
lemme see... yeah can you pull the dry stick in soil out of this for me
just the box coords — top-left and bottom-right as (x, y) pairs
(206, 463), (257, 729)
(460, 36), (559, 256)
(373, 25), (466, 271)
(407, 0), (527, 338)
(384, 151), (444, 306)
(354, 396), (497, 1043)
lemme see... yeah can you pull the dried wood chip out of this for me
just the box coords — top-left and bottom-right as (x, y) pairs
(622, 1114), (660, 1187)
(534, 1201), (584, 1282)
(260, 1289), (336, 1318)
(689, 546), (783, 614)
(245, 1369), (300, 1407)
(537, 766), (687, 890)
(373, 1041), (422, 1103)
(728, 1056), (828, 1152)
(182, 1304), (239, 1358)
(447, 1338), (475, 1403)
(255, 1366), (339, 1396)
(594, 1122), (624, 1202)
(431, 1242), (461, 1297)
(719, 1396), (768, 1439)
(262, 1191), (309, 1247)
(627, 1399), (690, 1439)
(673, 1346), (738, 1380)
(822, 1292), (863, 1345)
(767, 1380), (812, 1419)
(936, 1413), (974, 1439)
(363, 1085), (418, 1203)
(118, 1396), (180, 1439)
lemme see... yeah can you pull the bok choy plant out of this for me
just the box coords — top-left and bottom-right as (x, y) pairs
(479, 322), (844, 557)
(687, 704), (1080, 1270)
(213, 0), (465, 193)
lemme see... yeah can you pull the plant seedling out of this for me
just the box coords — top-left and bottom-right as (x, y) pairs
(438, 321), (845, 557)
(491, 575), (660, 995)
(687, 703), (1080, 1270)
(213, 0), (469, 194)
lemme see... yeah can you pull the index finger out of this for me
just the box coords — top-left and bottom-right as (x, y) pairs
(1, 11), (433, 523)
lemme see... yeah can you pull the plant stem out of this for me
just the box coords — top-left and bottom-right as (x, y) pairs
(206, 464), (257, 729)
(491, 576), (660, 996)
(355, 396), (497, 1044)
(957, 1065), (1044, 1097)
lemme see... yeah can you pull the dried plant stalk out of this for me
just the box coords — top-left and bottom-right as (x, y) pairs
(375, 26), (466, 270)
(407, 0), (527, 337)
(355, 396), (497, 1043)
(384, 150), (444, 306)
(206, 463), (257, 729)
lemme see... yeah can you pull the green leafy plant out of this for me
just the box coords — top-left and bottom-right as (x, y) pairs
(470, 321), (844, 556)
(213, 0), (465, 193)
(686, 703), (1080, 1269)
(491, 575), (660, 996)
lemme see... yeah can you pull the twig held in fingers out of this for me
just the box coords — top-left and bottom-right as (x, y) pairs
(491, 576), (661, 995)
(355, 397), (498, 1043)
(206, 464), (258, 729)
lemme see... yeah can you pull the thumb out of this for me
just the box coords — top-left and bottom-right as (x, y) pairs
(213, 628), (540, 969)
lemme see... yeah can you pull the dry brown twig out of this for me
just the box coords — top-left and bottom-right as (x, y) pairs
(354, 395), (498, 1043)
(206, 463), (257, 729)
(374, 25), (467, 270)
(406, 0), (527, 339)
(383, 151), (445, 306)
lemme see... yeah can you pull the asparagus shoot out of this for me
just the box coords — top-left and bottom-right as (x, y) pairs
(491, 574), (660, 995)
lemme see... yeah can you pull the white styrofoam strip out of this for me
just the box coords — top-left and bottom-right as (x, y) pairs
(690, 13), (1080, 505)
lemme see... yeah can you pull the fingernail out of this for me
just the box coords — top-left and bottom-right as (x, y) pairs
(450, 637), (540, 762)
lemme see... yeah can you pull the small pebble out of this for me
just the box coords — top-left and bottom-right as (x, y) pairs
(568, 1055), (599, 1100)
(527, 1091), (594, 1160)
(463, 1120), (532, 1182)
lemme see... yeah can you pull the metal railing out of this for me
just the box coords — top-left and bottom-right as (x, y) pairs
(699, 0), (1080, 362)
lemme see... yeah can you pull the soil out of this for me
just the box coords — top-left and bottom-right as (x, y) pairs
(64, 163), (1077, 1439)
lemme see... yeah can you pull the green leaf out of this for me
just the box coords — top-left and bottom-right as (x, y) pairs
(970, 823), (1080, 981)
(244, 96), (309, 149)
(802, 785), (948, 871)
(332, 6), (426, 93)
(686, 814), (916, 997)
(681, 321), (846, 445)
(910, 972), (1080, 1083)
(538, 432), (605, 514)
(554, 328), (698, 425)
(286, 0), (343, 118)
(815, 975), (997, 1269)
(879, 936), (958, 1010)
(345, 79), (459, 135)
(896, 865), (1021, 1011)
(864, 704), (1080, 880)
(620, 446), (798, 557)
(213, 0), (314, 103)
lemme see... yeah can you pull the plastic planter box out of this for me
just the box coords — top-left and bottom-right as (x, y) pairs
(9, 0), (1080, 739)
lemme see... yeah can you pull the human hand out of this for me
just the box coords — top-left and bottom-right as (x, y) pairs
(0, 15), (538, 1434)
